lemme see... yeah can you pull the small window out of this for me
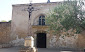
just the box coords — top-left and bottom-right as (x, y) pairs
(39, 15), (45, 25)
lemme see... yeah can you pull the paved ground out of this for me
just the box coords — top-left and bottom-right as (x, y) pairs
(38, 48), (83, 52)
(0, 47), (83, 52)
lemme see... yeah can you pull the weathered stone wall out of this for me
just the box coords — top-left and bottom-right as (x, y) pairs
(0, 22), (85, 48)
(48, 31), (85, 49)
(49, 34), (78, 48)
(0, 22), (11, 44)
(77, 31), (85, 49)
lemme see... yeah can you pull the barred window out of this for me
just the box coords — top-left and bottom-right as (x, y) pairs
(39, 15), (45, 25)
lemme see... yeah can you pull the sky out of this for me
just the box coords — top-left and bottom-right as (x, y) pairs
(0, 0), (64, 22)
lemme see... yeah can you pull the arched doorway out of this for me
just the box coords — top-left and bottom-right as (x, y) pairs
(36, 33), (46, 48)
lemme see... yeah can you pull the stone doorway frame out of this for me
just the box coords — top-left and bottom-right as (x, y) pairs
(33, 30), (49, 48)
(32, 25), (49, 48)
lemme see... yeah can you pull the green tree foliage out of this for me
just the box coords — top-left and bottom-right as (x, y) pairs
(46, 0), (85, 35)
(8, 20), (11, 22)
(1, 20), (7, 22)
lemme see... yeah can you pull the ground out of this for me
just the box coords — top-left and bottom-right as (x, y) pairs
(0, 47), (83, 52)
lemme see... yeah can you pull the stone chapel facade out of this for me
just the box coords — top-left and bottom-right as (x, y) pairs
(10, 2), (85, 49)
(11, 2), (60, 48)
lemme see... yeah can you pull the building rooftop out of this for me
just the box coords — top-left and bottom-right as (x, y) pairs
(12, 1), (63, 7)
